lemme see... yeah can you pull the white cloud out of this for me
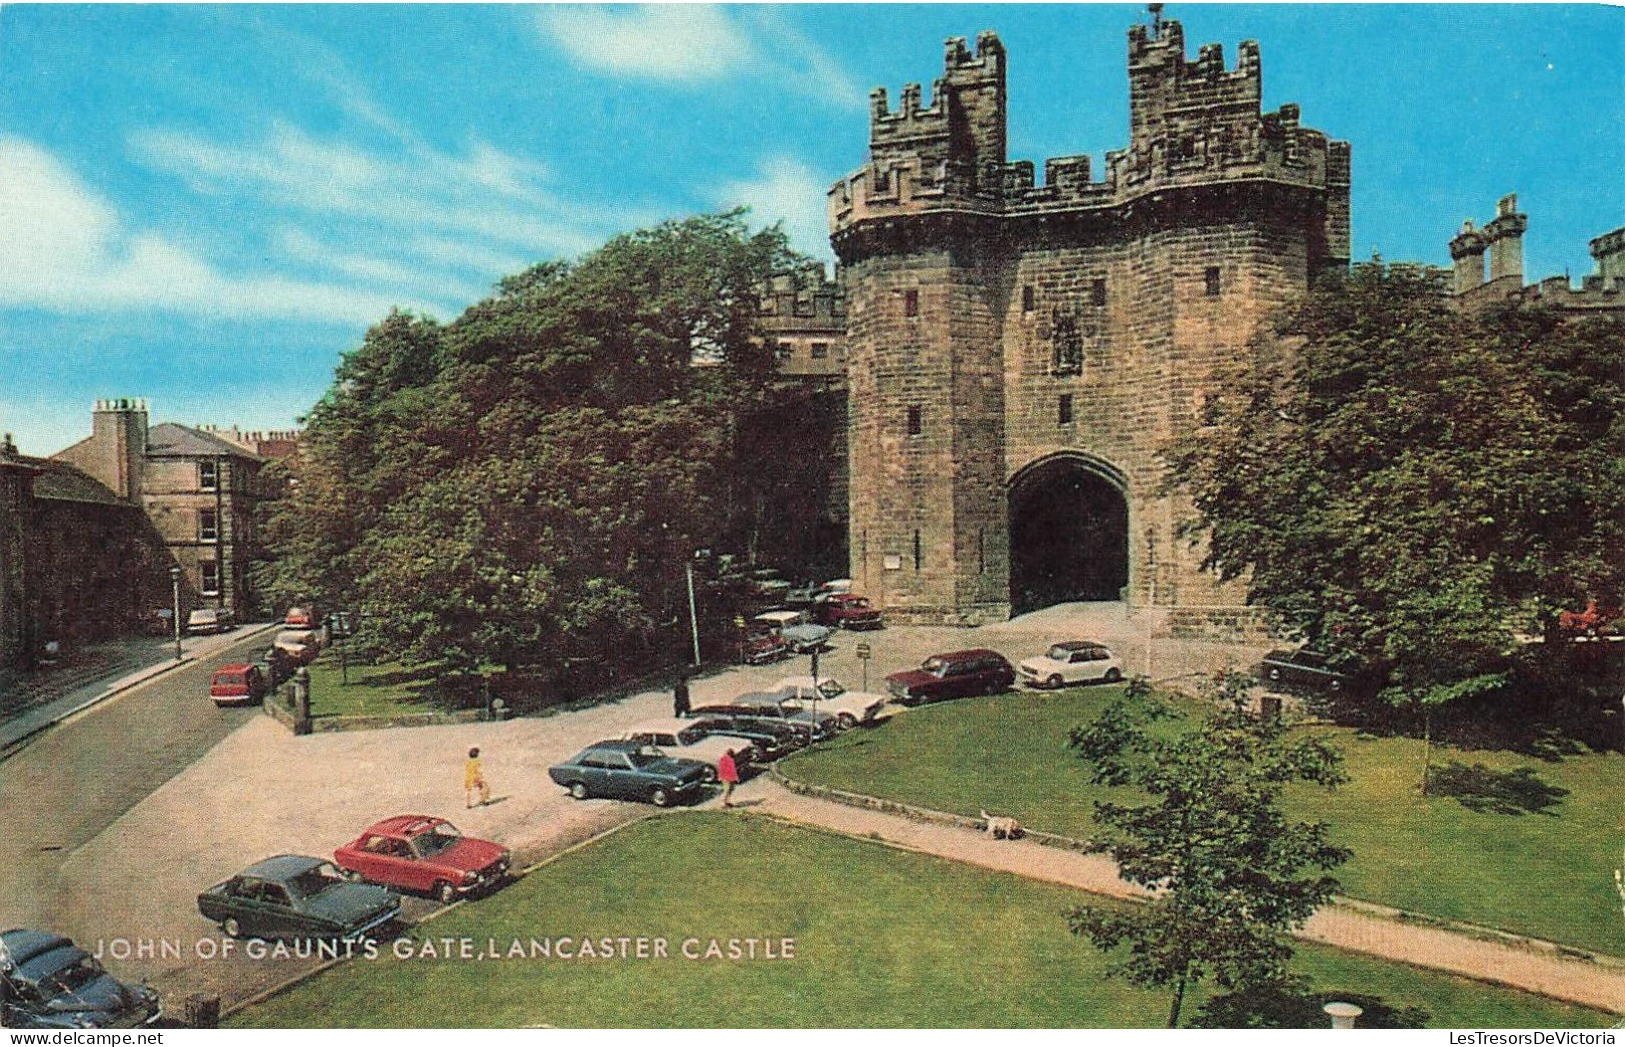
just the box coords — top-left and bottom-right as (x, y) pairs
(716, 157), (837, 261)
(129, 123), (633, 258)
(0, 137), (428, 324)
(538, 4), (862, 107)
(539, 5), (757, 82)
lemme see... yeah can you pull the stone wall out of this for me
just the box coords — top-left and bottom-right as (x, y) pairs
(832, 16), (1348, 628)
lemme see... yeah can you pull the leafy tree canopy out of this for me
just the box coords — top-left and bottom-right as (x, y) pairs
(1167, 265), (1625, 706)
(257, 212), (808, 671)
(1067, 675), (1349, 1028)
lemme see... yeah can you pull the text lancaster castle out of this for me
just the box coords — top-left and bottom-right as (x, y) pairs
(828, 16), (1350, 627)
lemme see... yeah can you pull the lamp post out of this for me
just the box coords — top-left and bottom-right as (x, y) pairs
(685, 556), (701, 667)
(169, 565), (183, 662)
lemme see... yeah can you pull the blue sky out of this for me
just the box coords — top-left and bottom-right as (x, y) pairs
(1, 4), (1620, 456)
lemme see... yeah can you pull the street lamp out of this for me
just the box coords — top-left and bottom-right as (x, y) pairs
(169, 565), (183, 662)
(685, 554), (702, 667)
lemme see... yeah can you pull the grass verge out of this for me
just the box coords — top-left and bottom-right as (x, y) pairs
(229, 814), (1610, 1028)
(786, 686), (1625, 957)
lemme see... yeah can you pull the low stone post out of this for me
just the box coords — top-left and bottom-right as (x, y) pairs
(293, 666), (312, 735)
(1323, 1001), (1363, 1029)
(186, 992), (220, 1028)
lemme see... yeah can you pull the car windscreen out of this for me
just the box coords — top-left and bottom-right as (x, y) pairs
(626, 749), (666, 768)
(1046, 645), (1072, 660)
(412, 825), (461, 857)
(20, 948), (103, 995)
(286, 863), (347, 898)
(922, 657), (948, 676)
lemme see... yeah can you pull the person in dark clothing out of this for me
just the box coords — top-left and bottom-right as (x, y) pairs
(673, 672), (691, 718)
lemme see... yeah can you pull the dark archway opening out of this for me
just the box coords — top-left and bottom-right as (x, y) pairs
(1009, 460), (1129, 615)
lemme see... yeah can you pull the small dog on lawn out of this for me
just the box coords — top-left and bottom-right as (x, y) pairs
(980, 808), (1022, 840)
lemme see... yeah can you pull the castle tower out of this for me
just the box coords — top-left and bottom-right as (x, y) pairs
(1484, 193), (1527, 284)
(831, 14), (1350, 628)
(1450, 221), (1489, 294)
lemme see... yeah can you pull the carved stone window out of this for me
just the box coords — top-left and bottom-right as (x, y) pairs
(1052, 313), (1083, 376)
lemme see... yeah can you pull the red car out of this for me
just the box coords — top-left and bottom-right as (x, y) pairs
(334, 816), (511, 904)
(210, 663), (267, 706)
(285, 606), (317, 628)
(814, 593), (884, 630)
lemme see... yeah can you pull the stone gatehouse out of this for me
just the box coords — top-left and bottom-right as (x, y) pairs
(828, 14), (1349, 625)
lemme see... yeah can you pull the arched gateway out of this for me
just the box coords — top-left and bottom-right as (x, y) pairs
(1008, 454), (1129, 615)
(831, 16), (1348, 627)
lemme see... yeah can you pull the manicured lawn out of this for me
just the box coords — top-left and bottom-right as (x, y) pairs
(787, 688), (1625, 957)
(230, 815), (1606, 1028)
(305, 656), (467, 719)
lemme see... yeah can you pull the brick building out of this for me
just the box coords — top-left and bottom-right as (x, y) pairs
(52, 399), (268, 619)
(0, 433), (170, 667)
(829, 14), (1348, 625)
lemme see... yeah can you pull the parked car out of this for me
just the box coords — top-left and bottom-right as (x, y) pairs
(683, 714), (799, 761)
(783, 581), (821, 607)
(740, 622), (792, 666)
(186, 608), (234, 635)
(273, 628), (321, 665)
(752, 610), (831, 654)
(769, 675), (888, 729)
(725, 692), (840, 740)
(620, 719), (756, 780)
(333, 816), (511, 904)
(548, 740), (710, 807)
(1258, 649), (1349, 693)
(690, 702), (834, 745)
(886, 649), (1016, 705)
(813, 593), (884, 630)
(1017, 641), (1123, 689)
(197, 855), (402, 941)
(0, 929), (162, 1029)
(209, 663), (268, 706)
(748, 568), (793, 601)
(284, 606), (317, 628)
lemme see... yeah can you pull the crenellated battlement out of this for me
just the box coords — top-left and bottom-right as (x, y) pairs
(832, 13), (1347, 267)
(759, 263), (847, 323)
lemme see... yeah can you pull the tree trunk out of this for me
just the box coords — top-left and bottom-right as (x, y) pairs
(1168, 976), (1187, 1028)
(1420, 704), (1433, 797)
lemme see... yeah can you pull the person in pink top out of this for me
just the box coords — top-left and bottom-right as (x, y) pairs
(717, 749), (740, 808)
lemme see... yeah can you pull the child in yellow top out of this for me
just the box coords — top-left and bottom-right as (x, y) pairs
(465, 746), (490, 808)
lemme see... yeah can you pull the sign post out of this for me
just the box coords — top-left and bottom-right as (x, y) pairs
(855, 642), (872, 692)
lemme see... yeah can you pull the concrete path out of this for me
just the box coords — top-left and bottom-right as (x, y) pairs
(730, 775), (1625, 1015)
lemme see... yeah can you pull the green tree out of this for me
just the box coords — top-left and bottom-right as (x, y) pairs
(1166, 265), (1625, 736)
(262, 211), (808, 674)
(1066, 675), (1349, 1028)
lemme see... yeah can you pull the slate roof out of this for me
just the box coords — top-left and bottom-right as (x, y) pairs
(145, 423), (263, 460)
(20, 457), (129, 507)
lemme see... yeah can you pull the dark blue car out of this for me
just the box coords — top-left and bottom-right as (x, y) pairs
(548, 740), (710, 807)
(0, 929), (162, 1029)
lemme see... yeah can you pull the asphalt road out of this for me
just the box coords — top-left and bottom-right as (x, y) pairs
(0, 628), (271, 930)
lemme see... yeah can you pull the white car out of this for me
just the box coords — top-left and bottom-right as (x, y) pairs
(620, 719), (754, 780)
(1018, 641), (1124, 689)
(751, 610), (831, 654)
(770, 675), (888, 729)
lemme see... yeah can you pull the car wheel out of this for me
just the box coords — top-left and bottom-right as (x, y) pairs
(222, 917), (241, 938)
(1045, 674), (1064, 690)
(569, 781), (589, 800)
(1105, 668), (1122, 683)
(837, 711), (858, 730)
(650, 787), (672, 808)
(435, 881), (457, 905)
(1330, 678), (1343, 691)
(1268, 668), (1282, 681)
